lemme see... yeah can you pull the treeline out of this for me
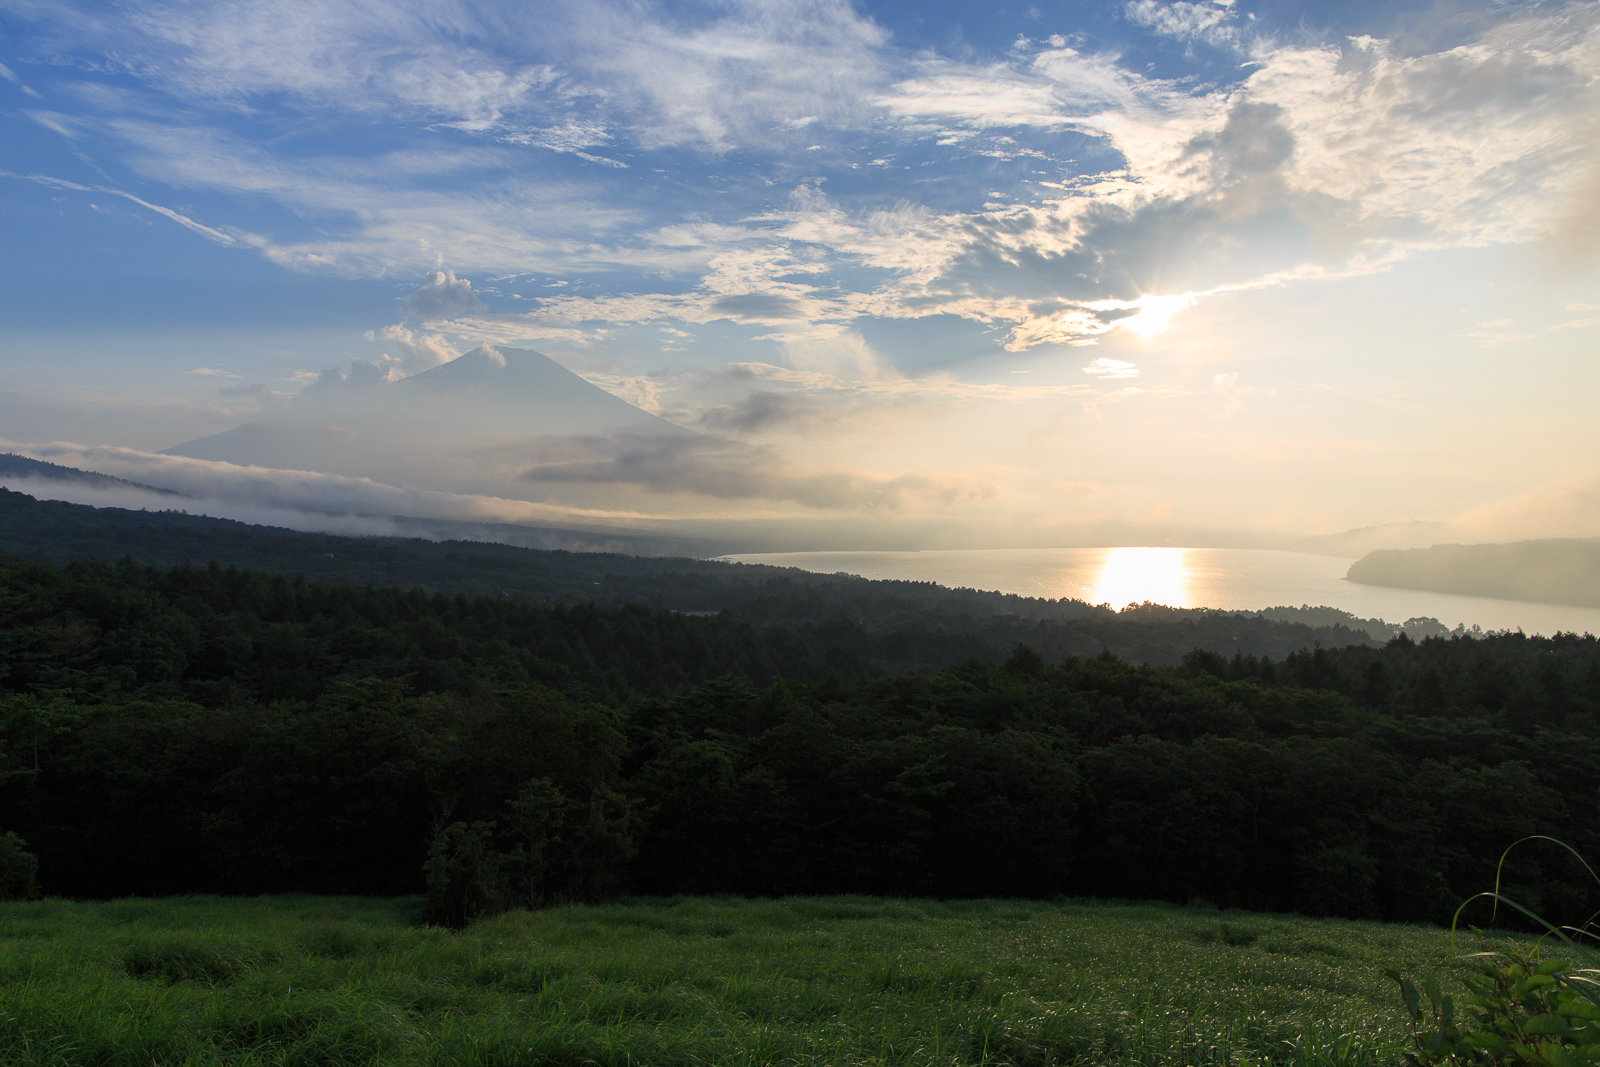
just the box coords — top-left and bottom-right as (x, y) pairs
(0, 553), (1398, 708)
(1, 552), (1597, 927)
(0, 487), (1398, 668)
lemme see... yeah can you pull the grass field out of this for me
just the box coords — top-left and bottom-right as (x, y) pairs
(0, 894), (1478, 1066)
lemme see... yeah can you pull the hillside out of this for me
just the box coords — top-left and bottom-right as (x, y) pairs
(0, 486), (1405, 666)
(1347, 538), (1600, 608)
(0, 452), (185, 497)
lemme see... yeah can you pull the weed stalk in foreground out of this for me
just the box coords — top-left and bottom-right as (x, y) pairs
(1388, 836), (1600, 1066)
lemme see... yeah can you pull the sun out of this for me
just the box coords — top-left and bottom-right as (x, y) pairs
(1090, 547), (1190, 609)
(1120, 294), (1200, 339)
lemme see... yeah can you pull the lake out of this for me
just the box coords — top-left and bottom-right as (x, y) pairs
(719, 547), (1600, 637)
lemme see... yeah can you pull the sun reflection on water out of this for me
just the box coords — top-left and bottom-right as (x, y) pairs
(1090, 547), (1189, 609)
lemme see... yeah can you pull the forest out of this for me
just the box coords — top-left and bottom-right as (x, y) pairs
(1, 545), (1596, 930)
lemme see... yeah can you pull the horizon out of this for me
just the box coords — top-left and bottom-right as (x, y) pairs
(5, 451), (1600, 637)
(2, 0), (1599, 554)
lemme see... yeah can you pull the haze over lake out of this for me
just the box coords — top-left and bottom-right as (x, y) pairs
(722, 547), (1600, 637)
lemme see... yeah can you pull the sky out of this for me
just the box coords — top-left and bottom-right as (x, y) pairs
(1, 0), (1598, 550)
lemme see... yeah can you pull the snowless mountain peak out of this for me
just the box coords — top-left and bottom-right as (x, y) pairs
(164, 346), (693, 494)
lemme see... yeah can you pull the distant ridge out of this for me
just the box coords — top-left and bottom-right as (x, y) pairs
(0, 483), (741, 562)
(0, 454), (743, 556)
(1347, 538), (1600, 609)
(1290, 520), (1460, 558)
(0, 452), (187, 497)
(0, 485), (1410, 664)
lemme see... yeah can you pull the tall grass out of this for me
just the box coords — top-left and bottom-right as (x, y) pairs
(1388, 837), (1600, 1066)
(0, 894), (1464, 1066)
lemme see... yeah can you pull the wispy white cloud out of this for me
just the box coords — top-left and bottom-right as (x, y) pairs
(1458, 329), (1535, 347)
(877, 62), (1083, 130)
(1083, 358), (1140, 380)
(16, 0), (891, 152)
(1124, 1), (1241, 48)
(3, 170), (270, 250)
(87, 122), (647, 275)
(0, 59), (44, 98)
(9, 0), (1598, 369)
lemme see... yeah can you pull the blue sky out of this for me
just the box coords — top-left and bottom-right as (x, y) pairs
(2, 0), (1598, 546)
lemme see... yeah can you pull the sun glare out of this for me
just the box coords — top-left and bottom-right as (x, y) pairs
(1090, 547), (1189, 609)
(1120, 294), (1199, 339)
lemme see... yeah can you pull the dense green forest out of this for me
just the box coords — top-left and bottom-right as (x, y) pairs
(1, 548), (1595, 929)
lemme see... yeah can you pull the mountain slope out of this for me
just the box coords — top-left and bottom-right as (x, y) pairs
(1289, 520), (1461, 558)
(0, 485), (1400, 666)
(165, 347), (692, 487)
(0, 452), (187, 497)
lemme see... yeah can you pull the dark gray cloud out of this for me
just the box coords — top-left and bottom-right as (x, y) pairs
(711, 293), (808, 320)
(518, 433), (991, 510)
(924, 100), (1308, 306)
(1026, 298), (1137, 324)
(697, 391), (826, 433)
(1190, 101), (1295, 183)
(300, 357), (399, 394)
(408, 270), (484, 319)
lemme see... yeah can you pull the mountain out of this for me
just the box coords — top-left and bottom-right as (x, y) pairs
(1289, 520), (1462, 558)
(165, 346), (693, 491)
(1347, 538), (1600, 608)
(388, 346), (670, 425)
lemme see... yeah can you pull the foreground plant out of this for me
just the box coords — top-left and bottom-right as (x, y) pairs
(1389, 837), (1600, 1066)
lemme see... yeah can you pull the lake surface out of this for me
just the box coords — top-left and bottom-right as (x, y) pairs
(720, 547), (1600, 636)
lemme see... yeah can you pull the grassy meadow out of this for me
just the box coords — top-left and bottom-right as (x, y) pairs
(0, 894), (1486, 1067)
